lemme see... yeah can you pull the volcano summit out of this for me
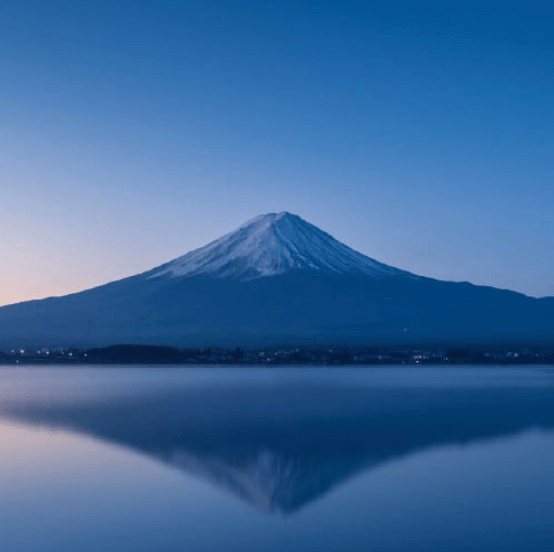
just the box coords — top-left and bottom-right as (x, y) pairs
(148, 212), (413, 281)
(0, 212), (552, 347)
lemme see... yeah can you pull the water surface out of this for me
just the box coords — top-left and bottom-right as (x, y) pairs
(1, 366), (554, 551)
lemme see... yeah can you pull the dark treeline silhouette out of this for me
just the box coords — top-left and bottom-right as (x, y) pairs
(85, 344), (182, 364)
(1, 343), (554, 365)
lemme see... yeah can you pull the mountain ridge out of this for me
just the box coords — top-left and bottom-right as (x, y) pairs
(0, 212), (552, 347)
(146, 212), (416, 281)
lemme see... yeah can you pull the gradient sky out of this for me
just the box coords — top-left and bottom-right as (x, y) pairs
(1, 0), (553, 305)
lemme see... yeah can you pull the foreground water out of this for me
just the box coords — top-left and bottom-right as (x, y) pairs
(1, 366), (554, 551)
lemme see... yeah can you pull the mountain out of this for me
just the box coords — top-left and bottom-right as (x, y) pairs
(0, 211), (553, 347)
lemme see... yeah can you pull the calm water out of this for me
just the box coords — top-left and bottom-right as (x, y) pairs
(1, 366), (554, 552)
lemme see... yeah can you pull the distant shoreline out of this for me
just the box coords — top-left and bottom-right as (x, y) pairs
(2, 343), (554, 366)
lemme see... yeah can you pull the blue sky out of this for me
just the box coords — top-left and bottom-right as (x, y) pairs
(1, 0), (553, 304)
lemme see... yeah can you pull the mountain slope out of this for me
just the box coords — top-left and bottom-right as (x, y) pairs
(147, 212), (415, 281)
(0, 212), (552, 347)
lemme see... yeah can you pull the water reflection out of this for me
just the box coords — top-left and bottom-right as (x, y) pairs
(1, 367), (554, 514)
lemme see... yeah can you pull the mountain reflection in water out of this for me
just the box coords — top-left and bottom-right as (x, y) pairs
(1, 367), (554, 514)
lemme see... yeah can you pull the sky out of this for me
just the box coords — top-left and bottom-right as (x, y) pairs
(1, 0), (553, 305)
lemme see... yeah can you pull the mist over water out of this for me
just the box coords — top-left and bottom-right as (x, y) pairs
(1, 366), (554, 551)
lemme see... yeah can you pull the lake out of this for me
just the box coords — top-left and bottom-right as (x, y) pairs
(1, 366), (554, 551)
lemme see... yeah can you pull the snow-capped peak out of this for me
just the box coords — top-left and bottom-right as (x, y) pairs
(149, 212), (414, 281)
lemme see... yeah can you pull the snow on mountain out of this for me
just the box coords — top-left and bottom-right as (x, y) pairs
(149, 212), (415, 281)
